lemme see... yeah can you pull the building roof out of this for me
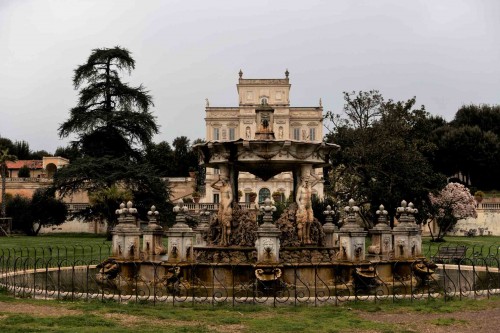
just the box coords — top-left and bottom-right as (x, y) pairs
(5, 160), (43, 169)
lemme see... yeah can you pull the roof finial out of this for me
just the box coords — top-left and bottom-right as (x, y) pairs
(239, 69), (243, 79)
(285, 69), (289, 78)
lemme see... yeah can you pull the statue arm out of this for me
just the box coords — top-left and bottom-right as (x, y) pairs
(310, 170), (322, 187)
(210, 177), (221, 190)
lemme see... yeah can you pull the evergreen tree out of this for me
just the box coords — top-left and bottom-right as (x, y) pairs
(58, 46), (158, 159)
(54, 47), (171, 227)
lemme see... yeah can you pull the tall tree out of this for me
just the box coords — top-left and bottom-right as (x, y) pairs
(54, 47), (171, 227)
(144, 141), (175, 177)
(58, 46), (158, 160)
(325, 92), (446, 225)
(0, 149), (17, 217)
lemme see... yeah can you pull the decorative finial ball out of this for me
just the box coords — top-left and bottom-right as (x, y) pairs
(326, 205), (331, 210)
(264, 197), (272, 206)
(127, 201), (133, 209)
(379, 204), (385, 211)
(120, 202), (125, 209)
(401, 200), (407, 207)
(349, 198), (355, 207)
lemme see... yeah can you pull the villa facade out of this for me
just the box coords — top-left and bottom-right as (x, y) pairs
(202, 71), (325, 204)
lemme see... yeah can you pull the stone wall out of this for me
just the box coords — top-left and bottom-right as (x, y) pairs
(424, 198), (500, 236)
(37, 218), (107, 234)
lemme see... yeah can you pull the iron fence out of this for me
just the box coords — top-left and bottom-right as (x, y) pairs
(1, 243), (499, 306)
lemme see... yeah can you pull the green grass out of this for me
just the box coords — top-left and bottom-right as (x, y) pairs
(0, 234), (112, 267)
(422, 236), (500, 260)
(0, 286), (499, 333)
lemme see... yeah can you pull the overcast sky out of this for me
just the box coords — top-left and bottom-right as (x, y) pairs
(1, 0), (499, 153)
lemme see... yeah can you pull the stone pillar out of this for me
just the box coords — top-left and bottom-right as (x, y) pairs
(165, 201), (195, 263)
(112, 201), (142, 260)
(194, 208), (211, 247)
(255, 198), (281, 263)
(368, 204), (393, 259)
(338, 199), (367, 261)
(323, 205), (339, 248)
(392, 201), (421, 259)
(142, 205), (166, 258)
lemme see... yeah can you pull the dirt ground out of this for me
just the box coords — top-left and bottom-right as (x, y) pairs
(1, 299), (500, 332)
(359, 300), (500, 333)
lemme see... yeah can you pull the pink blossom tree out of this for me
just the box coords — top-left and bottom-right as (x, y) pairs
(429, 182), (477, 241)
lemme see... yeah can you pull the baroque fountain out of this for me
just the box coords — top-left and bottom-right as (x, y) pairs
(98, 102), (437, 300)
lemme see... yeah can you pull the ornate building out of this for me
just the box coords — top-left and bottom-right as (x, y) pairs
(203, 70), (325, 204)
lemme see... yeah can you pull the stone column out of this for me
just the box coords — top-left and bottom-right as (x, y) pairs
(112, 201), (142, 260)
(392, 201), (421, 259)
(165, 201), (195, 263)
(338, 199), (367, 261)
(323, 205), (339, 248)
(142, 205), (166, 258)
(255, 198), (281, 263)
(194, 208), (211, 246)
(368, 204), (393, 259)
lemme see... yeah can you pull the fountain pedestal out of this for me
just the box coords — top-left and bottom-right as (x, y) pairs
(255, 198), (281, 263)
(368, 205), (393, 259)
(338, 199), (367, 261)
(165, 201), (195, 263)
(112, 202), (142, 260)
(142, 205), (166, 257)
(323, 205), (339, 248)
(393, 201), (421, 259)
(194, 209), (211, 247)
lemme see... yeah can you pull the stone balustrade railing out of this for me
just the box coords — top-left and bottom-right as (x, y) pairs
(65, 203), (91, 212)
(184, 202), (257, 212)
(2, 177), (53, 183)
(478, 202), (500, 211)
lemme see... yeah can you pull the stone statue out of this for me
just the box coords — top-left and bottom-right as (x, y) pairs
(205, 98), (209, 107)
(278, 126), (283, 139)
(245, 127), (251, 139)
(295, 167), (321, 244)
(211, 175), (233, 246)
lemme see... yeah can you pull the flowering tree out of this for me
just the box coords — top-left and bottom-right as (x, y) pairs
(429, 182), (477, 241)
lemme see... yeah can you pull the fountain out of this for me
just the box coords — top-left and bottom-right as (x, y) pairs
(96, 102), (437, 298)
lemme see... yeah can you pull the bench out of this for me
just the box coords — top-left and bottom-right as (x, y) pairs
(432, 246), (468, 264)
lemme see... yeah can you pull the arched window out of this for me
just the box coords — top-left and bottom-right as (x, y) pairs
(46, 163), (57, 178)
(258, 188), (271, 203)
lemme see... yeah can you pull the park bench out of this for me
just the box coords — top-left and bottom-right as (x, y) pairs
(432, 245), (468, 264)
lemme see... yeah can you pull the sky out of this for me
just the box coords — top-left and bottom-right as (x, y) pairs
(1, 0), (499, 153)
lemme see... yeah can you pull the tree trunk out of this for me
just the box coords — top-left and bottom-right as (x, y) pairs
(428, 222), (435, 241)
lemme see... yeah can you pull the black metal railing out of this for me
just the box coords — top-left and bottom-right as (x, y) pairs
(1, 244), (499, 306)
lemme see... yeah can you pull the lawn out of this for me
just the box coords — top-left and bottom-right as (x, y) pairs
(422, 236), (500, 260)
(0, 287), (499, 333)
(0, 234), (112, 265)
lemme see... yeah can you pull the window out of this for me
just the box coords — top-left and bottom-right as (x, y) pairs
(213, 193), (220, 204)
(244, 193), (251, 203)
(229, 128), (235, 140)
(293, 128), (300, 140)
(258, 188), (271, 203)
(214, 167), (220, 175)
(309, 128), (316, 141)
(213, 128), (220, 140)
